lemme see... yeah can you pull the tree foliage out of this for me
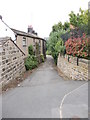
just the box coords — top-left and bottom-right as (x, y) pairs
(47, 21), (69, 64)
(47, 7), (88, 64)
(65, 33), (88, 58)
(69, 8), (88, 34)
(63, 22), (70, 31)
(55, 39), (65, 55)
(28, 45), (34, 55)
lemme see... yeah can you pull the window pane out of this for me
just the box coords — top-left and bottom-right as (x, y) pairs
(23, 37), (26, 47)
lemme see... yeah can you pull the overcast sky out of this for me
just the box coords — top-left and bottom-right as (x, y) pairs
(0, 0), (89, 38)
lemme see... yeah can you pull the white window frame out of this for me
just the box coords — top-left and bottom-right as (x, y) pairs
(23, 37), (26, 47)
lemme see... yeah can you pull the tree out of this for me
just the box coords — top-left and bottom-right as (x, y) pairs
(52, 22), (63, 32)
(47, 28), (66, 64)
(55, 39), (66, 55)
(47, 7), (88, 64)
(63, 22), (70, 31)
(69, 11), (78, 27)
(69, 8), (88, 34)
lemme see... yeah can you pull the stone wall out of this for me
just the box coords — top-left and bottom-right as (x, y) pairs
(0, 37), (26, 85)
(57, 54), (89, 81)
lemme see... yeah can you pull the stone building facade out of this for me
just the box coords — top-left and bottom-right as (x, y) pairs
(0, 37), (26, 85)
(11, 28), (46, 58)
(57, 54), (89, 81)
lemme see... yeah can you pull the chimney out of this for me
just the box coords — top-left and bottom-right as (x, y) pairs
(32, 30), (35, 34)
(35, 32), (38, 35)
(28, 25), (33, 33)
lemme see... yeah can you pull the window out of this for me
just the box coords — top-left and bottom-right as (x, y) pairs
(33, 38), (35, 46)
(33, 38), (35, 43)
(39, 40), (41, 47)
(23, 37), (26, 47)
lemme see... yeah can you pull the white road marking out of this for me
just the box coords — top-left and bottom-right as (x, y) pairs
(60, 82), (88, 119)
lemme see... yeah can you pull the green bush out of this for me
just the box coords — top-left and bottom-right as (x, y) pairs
(55, 40), (66, 54)
(51, 51), (58, 64)
(29, 55), (38, 61)
(28, 45), (34, 55)
(51, 39), (66, 64)
(46, 50), (51, 55)
(36, 42), (39, 56)
(25, 55), (38, 70)
(40, 54), (44, 62)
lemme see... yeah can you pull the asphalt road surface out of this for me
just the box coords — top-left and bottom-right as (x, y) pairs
(2, 55), (88, 118)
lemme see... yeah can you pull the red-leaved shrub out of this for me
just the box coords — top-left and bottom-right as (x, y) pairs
(65, 33), (88, 58)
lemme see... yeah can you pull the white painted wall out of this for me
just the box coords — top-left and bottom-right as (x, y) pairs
(0, 19), (15, 40)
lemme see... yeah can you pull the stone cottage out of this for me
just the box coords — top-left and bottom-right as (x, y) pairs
(11, 26), (46, 59)
(0, 17), (46, 85)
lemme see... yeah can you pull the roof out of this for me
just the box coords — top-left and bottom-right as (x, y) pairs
(0, 37), (9, 45)
(11, 28), (46, 42)
(0, 37), (25, 55)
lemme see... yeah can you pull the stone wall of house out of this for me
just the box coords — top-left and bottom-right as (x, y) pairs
(0, 37), (26, 85)
(57, 54), (89, 81)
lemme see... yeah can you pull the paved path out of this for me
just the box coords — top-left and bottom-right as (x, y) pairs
(2, 55), (88, 118)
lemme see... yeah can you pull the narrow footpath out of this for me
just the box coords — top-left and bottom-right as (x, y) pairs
(2, 55), (88, 118)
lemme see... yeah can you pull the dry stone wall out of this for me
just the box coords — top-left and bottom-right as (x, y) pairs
(57, 54), (89, 81)
(0, 37), (26, 85)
